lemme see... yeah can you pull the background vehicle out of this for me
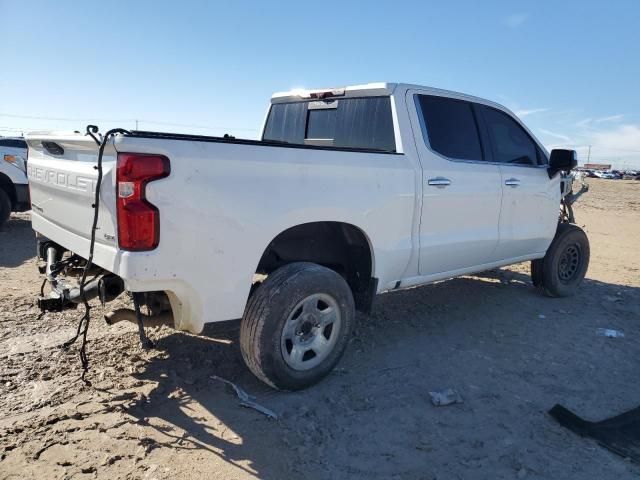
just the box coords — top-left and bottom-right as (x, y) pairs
(0, 137), (30, 227)
(25, 83), (587, 390)
(594, 170), (616, 179)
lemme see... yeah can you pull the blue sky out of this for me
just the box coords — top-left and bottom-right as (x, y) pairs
(1, 0), (639, 167)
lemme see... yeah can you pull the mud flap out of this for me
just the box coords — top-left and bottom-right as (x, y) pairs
(531, 259), (543, 287)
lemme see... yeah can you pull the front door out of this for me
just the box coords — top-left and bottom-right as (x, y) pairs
(474, 105), (561, 259)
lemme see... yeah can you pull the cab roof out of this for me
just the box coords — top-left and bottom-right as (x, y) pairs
(270, 82), (510, 114)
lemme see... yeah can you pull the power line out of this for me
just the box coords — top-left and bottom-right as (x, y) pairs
(0, 112), (259, 132)
(138, 119), (259, 132)
(0, 113), (131, 122)
(547, 142), (640, 154)
(590, 146), (640, 154)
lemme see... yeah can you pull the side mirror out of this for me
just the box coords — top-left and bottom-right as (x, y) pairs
(548, 149), (577, 178)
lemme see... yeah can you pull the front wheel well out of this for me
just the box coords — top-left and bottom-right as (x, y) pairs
(255, 222), (376, 313)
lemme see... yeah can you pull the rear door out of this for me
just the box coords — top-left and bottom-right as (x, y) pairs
(475, 105), (560, 259)
(409, 92), (503, 276)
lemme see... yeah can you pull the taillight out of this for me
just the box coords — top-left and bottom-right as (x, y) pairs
(116, 153), (170, 251)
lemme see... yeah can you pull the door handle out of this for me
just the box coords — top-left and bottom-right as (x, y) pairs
(505, 178), (521, 187)
(427, 177), (451, 187)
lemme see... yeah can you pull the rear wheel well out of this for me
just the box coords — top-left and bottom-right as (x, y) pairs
(256, 222), (376, 313)
(0, 174), (16, 207)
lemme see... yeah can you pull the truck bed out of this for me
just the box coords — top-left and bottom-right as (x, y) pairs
(26, 129), (418, 333)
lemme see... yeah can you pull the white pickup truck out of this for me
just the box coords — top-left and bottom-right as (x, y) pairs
(26, 83), (589, 390)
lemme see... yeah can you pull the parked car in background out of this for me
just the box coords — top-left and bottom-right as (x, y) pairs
(594, 170), (616, 179)
(0, 137), (30, 227)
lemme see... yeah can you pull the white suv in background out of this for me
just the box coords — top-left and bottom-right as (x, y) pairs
(0, 137), (30, 226)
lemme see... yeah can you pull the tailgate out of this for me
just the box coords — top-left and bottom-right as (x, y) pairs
(26, 132), (119, 266)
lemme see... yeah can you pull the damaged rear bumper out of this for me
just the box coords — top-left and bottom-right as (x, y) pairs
(35, 238), (175, 330)
(36, 239), (124, 312)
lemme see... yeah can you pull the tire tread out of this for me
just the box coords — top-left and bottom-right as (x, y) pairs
(240, 263), (317, 389)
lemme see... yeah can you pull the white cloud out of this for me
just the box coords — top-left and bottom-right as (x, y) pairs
(595, 114), (624, 123)
(538, 129), (573, 144)
(515, 108), (548, 117)
(504, 13), (528, 28)
(575, 117), (593, 128)
(575, 114), (624, 129)
(592, 124), (640, 151)
(575, 124), (640, 168)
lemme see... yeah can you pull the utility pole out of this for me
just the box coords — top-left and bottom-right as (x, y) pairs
(587, 145), (592, 163)
(135, 119), (139, 130)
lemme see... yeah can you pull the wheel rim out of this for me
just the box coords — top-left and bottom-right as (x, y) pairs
(280, 293), (342, 371)
(558, 243), (581, 283)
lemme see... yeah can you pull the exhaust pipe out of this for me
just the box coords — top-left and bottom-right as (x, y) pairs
(45, 246), (58, 279)
(67, 277), (101, 303)
(67, 275), (124, 304)
(104, 308), (174, 328)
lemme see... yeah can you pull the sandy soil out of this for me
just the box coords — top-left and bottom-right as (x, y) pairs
(1, 179), (639, 479)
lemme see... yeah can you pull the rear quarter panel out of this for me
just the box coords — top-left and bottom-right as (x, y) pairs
(113, 135), (419, 332)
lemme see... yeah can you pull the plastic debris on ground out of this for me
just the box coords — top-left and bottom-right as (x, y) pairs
(596, 328), (625, 338)
(549, 404), (640, 463)
(210, 375), (278, 419)
(428, 388), (464, 406)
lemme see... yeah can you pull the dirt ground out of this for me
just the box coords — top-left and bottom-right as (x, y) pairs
(1, 179), (639, 480)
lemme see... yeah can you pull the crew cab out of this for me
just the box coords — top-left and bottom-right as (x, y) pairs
(26, 83), (589, 390)
(0, 137), (30, 227)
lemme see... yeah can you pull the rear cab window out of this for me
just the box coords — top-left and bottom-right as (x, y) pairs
(263, 96), (396, 152)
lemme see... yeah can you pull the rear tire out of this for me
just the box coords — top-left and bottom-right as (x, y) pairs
(0, 189), (11, 228)
(240, 262), (355, 391)
(531, 223), (590, 297)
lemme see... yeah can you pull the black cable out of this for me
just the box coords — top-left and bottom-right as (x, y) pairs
(62, 125), (129, 384)
(133, 293), (155, 350)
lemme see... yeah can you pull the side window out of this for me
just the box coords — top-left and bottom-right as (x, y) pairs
(536, 147), (548, 165)
(478, 106), (539, 166)
(417, 95), (483, 161)
(0, 139), (27, 149)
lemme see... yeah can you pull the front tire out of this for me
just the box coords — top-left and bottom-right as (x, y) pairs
(0, 189), (11, 228)
(531, 223), (590, 297)
(240, 262), (355, 391)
